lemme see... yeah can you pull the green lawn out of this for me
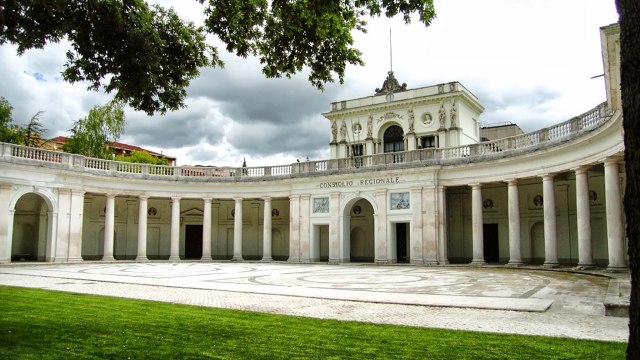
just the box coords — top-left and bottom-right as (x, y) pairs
(0, 286), (625, 359)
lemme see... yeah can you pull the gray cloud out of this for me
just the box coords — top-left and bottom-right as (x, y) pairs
(122, 98), (227, 149)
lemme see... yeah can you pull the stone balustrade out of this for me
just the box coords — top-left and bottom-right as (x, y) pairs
(0, 102), (613, 182)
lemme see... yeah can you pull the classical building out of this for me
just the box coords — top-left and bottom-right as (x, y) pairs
(0, 24), (626, 270)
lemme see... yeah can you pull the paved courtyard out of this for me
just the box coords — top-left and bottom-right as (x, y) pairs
(0, 262), (629, 342)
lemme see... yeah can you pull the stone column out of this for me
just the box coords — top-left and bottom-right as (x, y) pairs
(436, 186), (449, 265)
(201, 197), (212, 261)
(262, 197), (273, 262)
(102, 194), (116, 261)
(67, 189), (85, 262)
(542, 174), (559, 267)
(288, 195), (300, 262)
(169, 196), (181, 261)
(604, 158), (627, 270)
(470, 183), (485, 265)
(231, 197), (243, 261)
(0, 184), (12, 263)
(506, 180), (522, 266)
(136, 195), (149, 262)
(574, 166), (593, 267)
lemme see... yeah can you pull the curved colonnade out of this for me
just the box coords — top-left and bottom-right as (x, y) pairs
(0, 103), (627, 270)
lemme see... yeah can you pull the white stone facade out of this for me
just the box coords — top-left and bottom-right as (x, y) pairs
(0, 24), (627, 269)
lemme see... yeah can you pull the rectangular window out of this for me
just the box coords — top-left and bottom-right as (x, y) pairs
(421, 136), (437, 148)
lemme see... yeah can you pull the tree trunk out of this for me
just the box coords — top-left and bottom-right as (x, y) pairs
(617, 1), (640, 358)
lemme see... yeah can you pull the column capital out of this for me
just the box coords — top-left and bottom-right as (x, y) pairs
(469, 183), (482, 189)
(202, 196), (213, 203)
(71, 189), (86, 196)
(541, 173), (555, 180)
(410, 186), (423, 192)
(603, 156), (621, 167)
(106, 192), (117, 199)
(504, 179), (518, 186)
(171, 196), (181, 202)
(571, 165), (591, 174)
(233, 196), (243, 202)
(138, 194), (149, 200)
(300, 194), (311, 200)
(261, 196), (272, 202)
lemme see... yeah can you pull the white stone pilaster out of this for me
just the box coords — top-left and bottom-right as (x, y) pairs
(436, 186), (449, 265)
(67, 189), (85, 262)
(374, 189), (388, 264)
(328, 192), (341, 264)
(299, 195), (311, 262)
(410, 186), (424, 264)
(604, 158), (627, 270)
(0, 185), (12, 263)
(288, 195), (300, 263)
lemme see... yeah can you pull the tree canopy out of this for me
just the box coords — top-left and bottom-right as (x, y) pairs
(0, 0), (435, 115)
(63, 100), (126, 159)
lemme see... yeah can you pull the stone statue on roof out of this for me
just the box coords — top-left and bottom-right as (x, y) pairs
(375, 71), (407, 96)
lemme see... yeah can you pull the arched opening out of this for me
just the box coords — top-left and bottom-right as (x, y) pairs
(383, 125), (404, 153)
(348, 199), (375, 262)
(12, 193), (49, 262)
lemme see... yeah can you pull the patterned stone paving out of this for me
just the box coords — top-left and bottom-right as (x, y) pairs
(0, 262), (629, 342)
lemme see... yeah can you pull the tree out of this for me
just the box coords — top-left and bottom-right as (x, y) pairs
(115, 150), (169, 165)
(22, 111), (46, 147)
(617, 1), (640, 358)
(0, 0), (436, 115)
(63, 100), (126, 159)
(0, 96), (20, 143)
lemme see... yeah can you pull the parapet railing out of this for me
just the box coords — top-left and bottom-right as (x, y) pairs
(0, 102), (615, 181)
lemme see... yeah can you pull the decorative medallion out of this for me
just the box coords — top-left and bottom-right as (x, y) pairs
(353, 205), (362, 215)
(422, 113), (434, 126)
(589, 190), (598, 204)
(272, 209), (279, 217)
(533, 195), (543, 207)
(147, 207), (157, 216)
(483, 199), (494, 210)
(352, 122), (362, 135)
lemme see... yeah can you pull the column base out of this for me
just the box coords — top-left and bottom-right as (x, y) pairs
(135, 256), (150, 262)
(470, 260), (485, 266)
(231, 256), (244, 261)
(575, 263), (595, 270)
(439, 260), (450, 266)
(261, 257), (273, 262)
(606, 265), (628, 272)
(102, 256), (115, 262)
(506, 260), (523, 267)
(200, 256), (213, 262)
(67, 257), (84, 263)
(168, 255), (181, 261)
(287, 257), (300, 263)
(543, 262), (559, 268)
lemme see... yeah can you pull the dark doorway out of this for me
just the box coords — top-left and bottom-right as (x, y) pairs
(185, 224), (203, 259)
(396, 223), (408, 263)
(483, 224), (499, 263)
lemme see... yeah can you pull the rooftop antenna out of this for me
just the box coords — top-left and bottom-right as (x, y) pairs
(389, 28), (393, 72)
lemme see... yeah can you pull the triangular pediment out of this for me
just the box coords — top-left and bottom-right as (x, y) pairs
(181, 208), (203, 217)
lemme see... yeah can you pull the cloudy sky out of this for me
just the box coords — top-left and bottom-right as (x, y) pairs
(0, 0), (619, 167)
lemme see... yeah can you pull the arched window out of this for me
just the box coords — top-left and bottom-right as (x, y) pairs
(383, 125), (404, 153)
